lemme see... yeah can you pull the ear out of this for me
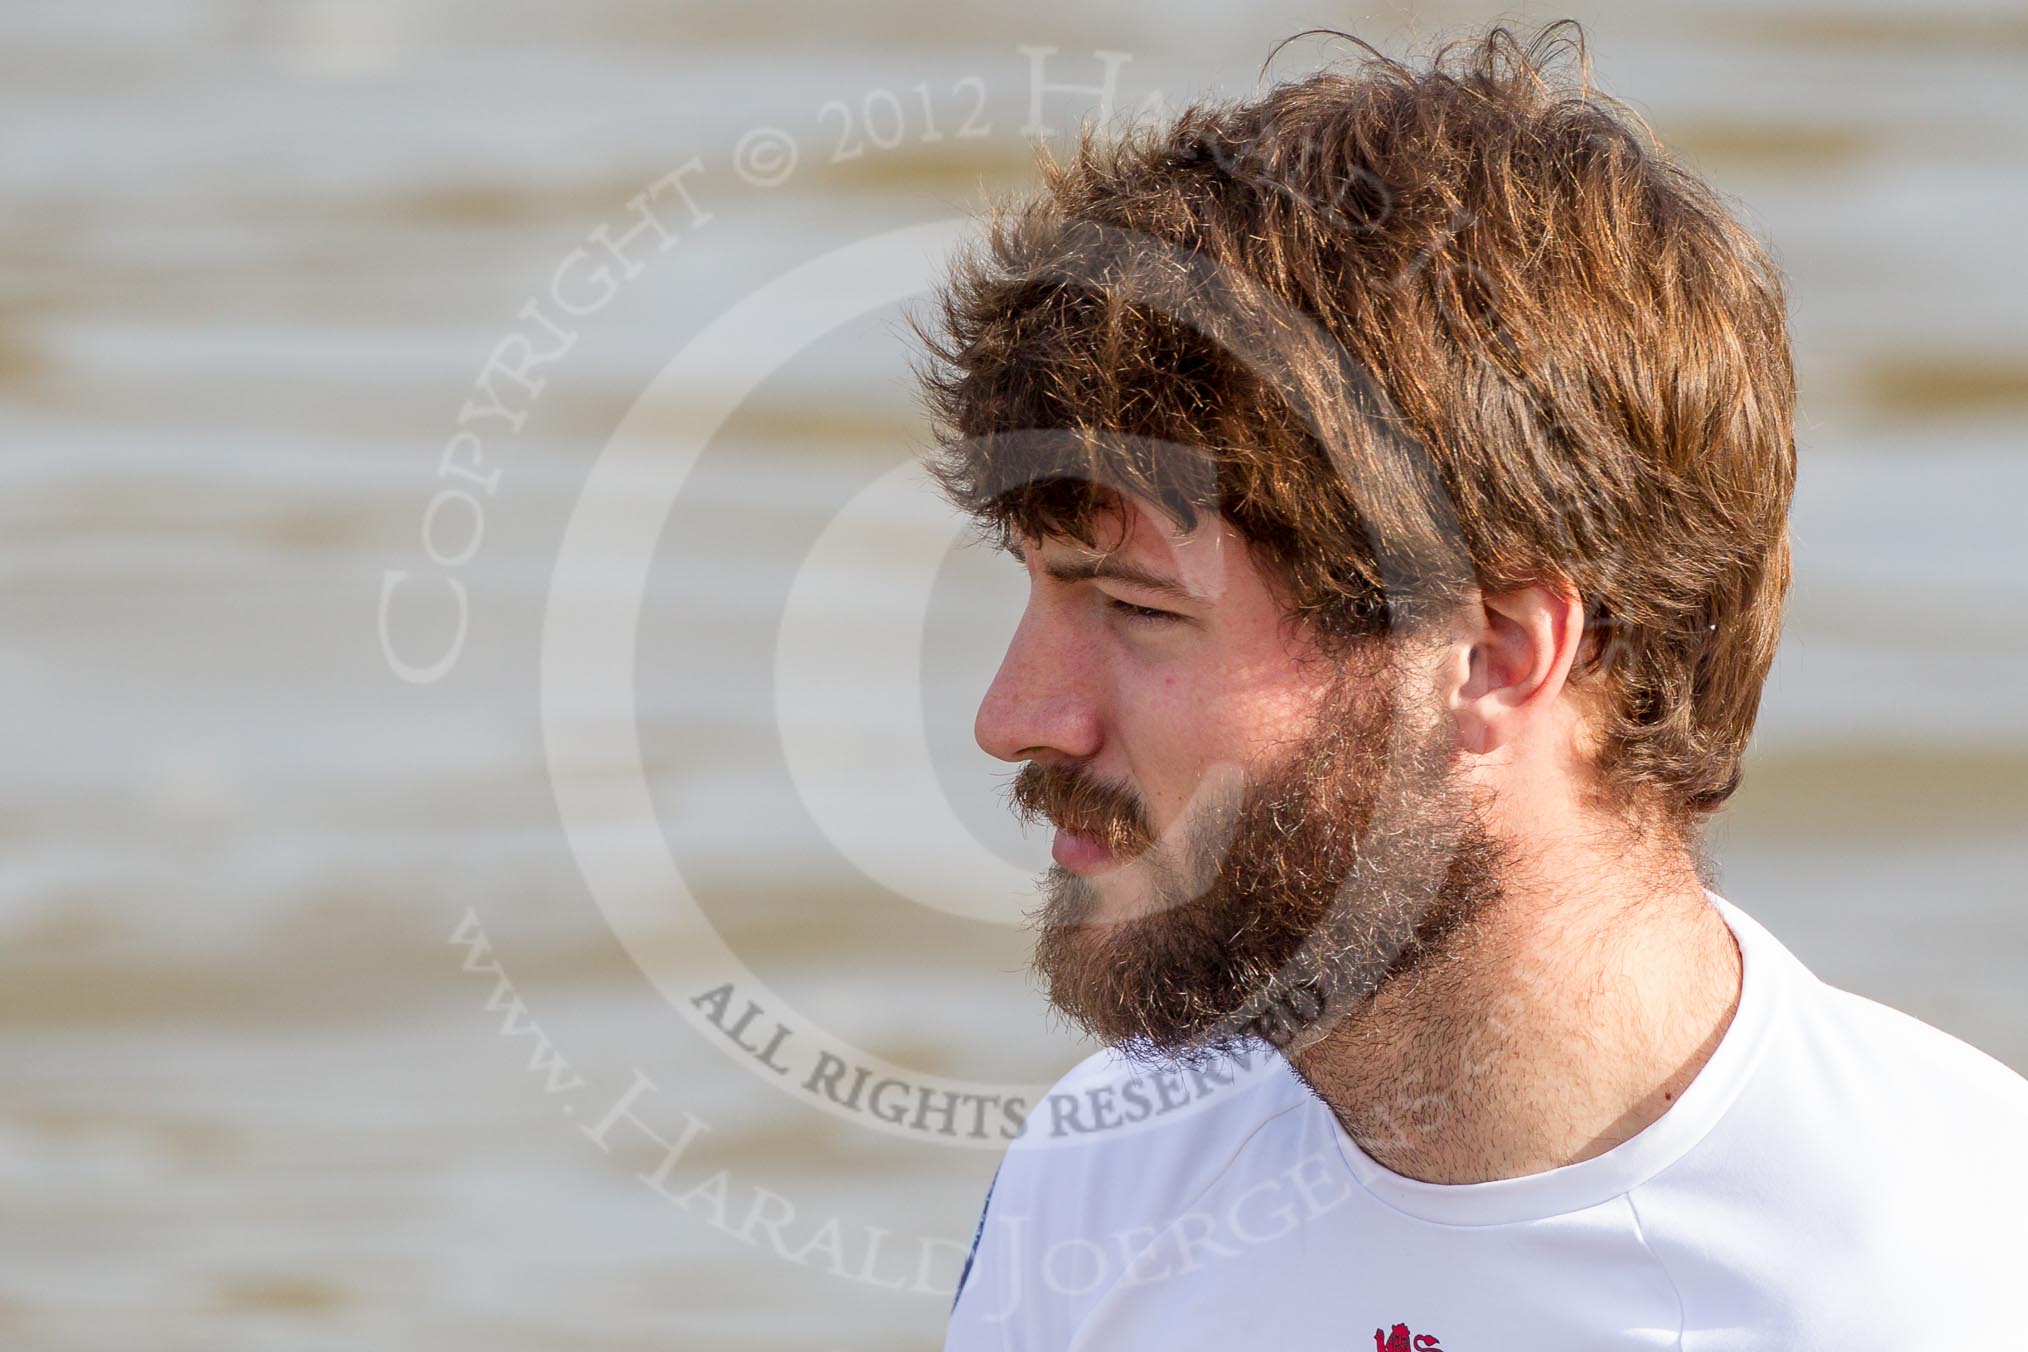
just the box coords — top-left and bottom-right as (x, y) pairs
(1446, 583), (1588, 757)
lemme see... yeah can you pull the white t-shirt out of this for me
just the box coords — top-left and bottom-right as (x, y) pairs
(945, 891), (2028, 1349)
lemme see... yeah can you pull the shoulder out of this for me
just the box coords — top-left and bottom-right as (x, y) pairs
(1800, 972), (2028, 1175)
(1720, 896), (2028, 1141)
(1788, 972), (2028, 1142)
(1695, 924), (2028, 1243)
(1647, 960), (2028, 1323)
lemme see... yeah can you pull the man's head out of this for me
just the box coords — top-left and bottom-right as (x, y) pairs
(909, 23), (1794, 1058)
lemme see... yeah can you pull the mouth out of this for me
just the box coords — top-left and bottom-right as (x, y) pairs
(1050, 826), (1124, 874)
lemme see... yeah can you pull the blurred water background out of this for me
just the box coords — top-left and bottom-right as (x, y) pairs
(2, 1), (2023, 1347)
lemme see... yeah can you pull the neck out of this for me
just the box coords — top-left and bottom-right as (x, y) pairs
(1287, 845), (1742, 1185)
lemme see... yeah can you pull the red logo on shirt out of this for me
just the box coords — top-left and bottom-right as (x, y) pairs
(1374, 1324), (1442, 1351)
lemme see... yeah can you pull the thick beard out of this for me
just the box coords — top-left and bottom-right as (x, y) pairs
(1024, 658), (1513, 1067)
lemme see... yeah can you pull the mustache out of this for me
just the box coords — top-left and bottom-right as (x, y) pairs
(1008, 760), (1155, 855)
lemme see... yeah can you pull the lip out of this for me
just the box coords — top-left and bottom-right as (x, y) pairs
(1051, 827), (1120, 874)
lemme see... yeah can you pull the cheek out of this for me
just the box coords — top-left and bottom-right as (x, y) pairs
(1103, 619), (1332, 822)
(1149, 666), (1343, 807)
(1114, 675), (1265, 825)
(1112, 677), (1203, 802)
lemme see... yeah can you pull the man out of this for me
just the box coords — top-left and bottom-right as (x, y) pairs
(911, 21), (2028, 1349)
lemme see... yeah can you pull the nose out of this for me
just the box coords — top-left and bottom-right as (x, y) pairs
(974, 603), (1103, 765)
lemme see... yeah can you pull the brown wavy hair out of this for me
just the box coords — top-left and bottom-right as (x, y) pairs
(907, 20), (1795, 836)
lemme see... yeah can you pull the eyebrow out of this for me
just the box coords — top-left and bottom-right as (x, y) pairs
(1009, 542), (1203, 605)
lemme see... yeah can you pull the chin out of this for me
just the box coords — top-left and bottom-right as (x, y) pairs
(1041, 860), (1169, 935)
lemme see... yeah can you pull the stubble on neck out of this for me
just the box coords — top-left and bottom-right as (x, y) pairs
(1289, 838), (1743, 1185)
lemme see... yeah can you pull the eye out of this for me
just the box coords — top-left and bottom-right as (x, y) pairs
(1104, 595), (1180, 624)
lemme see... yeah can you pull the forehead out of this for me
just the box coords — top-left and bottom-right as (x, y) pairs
(1015, 492), (1242, 602)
